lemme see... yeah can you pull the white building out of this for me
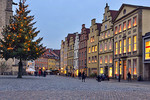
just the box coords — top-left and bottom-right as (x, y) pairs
(74, 32), (80, 75)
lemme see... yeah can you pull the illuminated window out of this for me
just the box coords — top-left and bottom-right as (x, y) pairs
(119, 24), (122, 33)
(104, 43), (107, 51)
(128, 19), (131, 29)
(109, 41), (112, 50)
(115, 26), (117, 34)
(128, 60), (131, 73)
(115, 61), (118, 74)
(92, 46), (94, 52)
(120, 61), (122, 74)
(133, 59), (137, 75)
(89, 47), (91, 53)
(102, 33), (104, 39)
(100, 68), (103, 74)
(123, 22), (126, 31)
(100, 43), (102, 52)
(128, 37), (131, 52)
(108, 30), (110, 37)
(115, 42), (118, 55)
(95, 45), (97, 52)
(105, 32), (107, 38)
(95, 56), (97, 62)
(109, 67), (112, 77)
(133, 36), (137, 51)
(109, 55), (112, 63)
(88, 57), (91, 63)
(119, 41), (122, 54)
(145, 41), (150, 60)
(105, 56), (108, 64)
(92, 57), (94, 63)
(93, 36), (95, 42)
(123, 39), (126, 53)
(90, 37), (92, 42)
(133, 16), (137, 26)
(100, 57), (102, 64)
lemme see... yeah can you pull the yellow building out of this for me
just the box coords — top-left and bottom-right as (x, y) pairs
(99, 4), (118, 78)
(48, 58), (56, 70)
(113, 4), (150, 80)
(87, 19), (101, 76)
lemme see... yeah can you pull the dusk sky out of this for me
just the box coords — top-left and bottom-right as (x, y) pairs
(13, 0), (150, 49)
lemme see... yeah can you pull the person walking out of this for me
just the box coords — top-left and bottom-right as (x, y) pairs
(127, 72), (131, 82)
(78, 72), (81, 80)
(38, 69), (41, 77)
(82, 71), (85, 82)
(43, 70), (47, 77)
(97, 74), (101, 82)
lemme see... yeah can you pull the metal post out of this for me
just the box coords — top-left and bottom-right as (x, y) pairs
(118, 58), (121, 82)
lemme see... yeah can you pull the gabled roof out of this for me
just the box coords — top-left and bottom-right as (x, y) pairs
(113, 3), (150, 22)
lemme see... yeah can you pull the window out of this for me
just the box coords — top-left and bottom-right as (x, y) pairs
(105, 56), (108, 64)
(120, 61), (122, 74)
(133, 16), (137, 26)
(100, 57), (102, 64)
(128, 60), (131, 73)
(105, 24), (107, 30)
(90, 37), (93, 43)
(95, 56), (97, 62)
(133, 59), (137, 75)
(109, 67), (112, 77)
(92, 46), (94, 52)
(119, 24), (122, 33)
(115, 42), (118, 55)
(92, 57), (94, 63)
(145, 41), (150, 60)
(119, 41), (122, 54)
(128, 19), (131, 29)
(95, 45), (97, 52)
(123, 39), (126, 53)
(100, 43), (102, 52)
(102, 33), (104, 39)
(108, 30), (110, 37)
(109, 41), (112, 50)
(128, 37), (131, 52)
(123, 22), (126, 31)
(109, 55), (112, 63)
(88, 57), (91, 63)
(104, 43), (107, 51)
(89, 47), (91, 53)
(93, 36), (95, 42)
(115, 26), (118, 34)
(105, 16), (107, 21)
(115, 61), (118, 74)
(100, 68), (103, 74)
(105, 32), (107, 38)
(133, 36), (137, 51)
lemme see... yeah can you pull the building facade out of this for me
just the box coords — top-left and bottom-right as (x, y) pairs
(73, 32), (80, 76)
(87, 19), (101, 76)
(99, 4), (118, 78)
(67, 34), (75, 74)
(79, 24), (90, 74)
(113, 4), (150, 80)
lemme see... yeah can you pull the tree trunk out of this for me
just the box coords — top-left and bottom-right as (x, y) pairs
(17, 58), (23, 78)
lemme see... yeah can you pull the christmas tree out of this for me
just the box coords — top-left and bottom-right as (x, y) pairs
(0, 0), (46, 78)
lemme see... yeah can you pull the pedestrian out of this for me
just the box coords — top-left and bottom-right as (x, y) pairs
(82, 71), (85, 82)
(97, 74), (101, 82)
(78, 72), (81, 80)
(127, 72), (131, 82)
(43, 70), (47, 77)
(38, 69), (41, 77)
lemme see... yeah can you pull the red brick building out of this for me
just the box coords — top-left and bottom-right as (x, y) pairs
(79, 24), (90, 73)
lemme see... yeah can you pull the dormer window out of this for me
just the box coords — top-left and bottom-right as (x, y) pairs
(105, 24), (107, 30)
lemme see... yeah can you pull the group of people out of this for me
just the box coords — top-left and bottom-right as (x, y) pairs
(34, 69), (47, 77)
(78, 71), (86, 82)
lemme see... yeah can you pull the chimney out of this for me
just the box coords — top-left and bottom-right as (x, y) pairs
(82, 24), (85, 28)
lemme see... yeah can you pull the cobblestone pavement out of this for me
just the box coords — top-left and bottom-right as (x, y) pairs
(0, 75), (150, 100)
